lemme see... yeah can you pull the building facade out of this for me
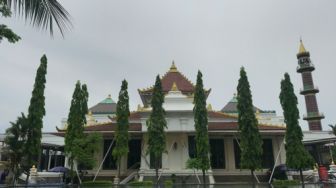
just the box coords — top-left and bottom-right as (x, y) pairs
(58, 63), (286, 183)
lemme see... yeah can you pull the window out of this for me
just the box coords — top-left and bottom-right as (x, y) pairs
(234, 139), (274, 169)
(127, 139), (141, 169)
(188, 136), (196, 158)
(262, 139), (274, 169)
(210, 139), (225, 169)
(103, 139), (117, 170)
(233, 139), (241, 169)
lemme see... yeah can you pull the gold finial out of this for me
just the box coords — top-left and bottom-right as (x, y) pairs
(87, 110), (95, 126)
(298, 38), (307, 54)
(169, 61), (178, 72)
(171, 82), (179, 91)
(256, 109), (261, 120)
(207, 104), (213, 111)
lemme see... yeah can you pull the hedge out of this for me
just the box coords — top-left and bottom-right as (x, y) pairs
(81, 180), (113, 187)
(128, 180), (153, 187)
(272, 179), (300, 187)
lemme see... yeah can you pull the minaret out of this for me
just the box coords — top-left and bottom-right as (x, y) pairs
(296, 39), (324, 131)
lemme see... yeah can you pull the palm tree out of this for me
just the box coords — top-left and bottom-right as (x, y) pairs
(4, 0), (72, 37)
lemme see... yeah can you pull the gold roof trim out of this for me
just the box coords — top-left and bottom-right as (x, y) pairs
(171, 82), (179, 91)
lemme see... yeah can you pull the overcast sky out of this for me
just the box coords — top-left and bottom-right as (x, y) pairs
(0, 0), (335, 132)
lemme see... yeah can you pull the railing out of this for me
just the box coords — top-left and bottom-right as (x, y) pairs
(119, 162), (140, 184)
(297, 63), (315, 72)
(303, 112), (324, 119)
(300, 85), (319, 93)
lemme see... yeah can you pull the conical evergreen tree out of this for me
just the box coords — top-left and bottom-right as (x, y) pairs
(146, 75), (167, 185)
(65, 82), (101, 184)
(279, 73), (314, 188)
(236, 67), (262, 184)
(64, 81), (87, 183)
(193, 70), (210, 186)
(112, 80), (130, 182)
(23, 55), (47, 179)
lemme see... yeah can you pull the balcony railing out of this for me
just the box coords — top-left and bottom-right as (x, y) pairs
(300, 85), (319, 94)
(303, 112), (325, 120)
(297, 63), (315, 72)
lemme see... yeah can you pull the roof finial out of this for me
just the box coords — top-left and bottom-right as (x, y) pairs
(207, 104), (213, 111)
(171, 82), (179, 91)
(137, 104), (143, 111)
(256, 109), (261, 120)
(298, 38), (307, 54)
(230, 93), (238, 103)
(169, 60), (178, 72)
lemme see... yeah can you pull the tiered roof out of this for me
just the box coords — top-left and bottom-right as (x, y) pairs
(221, 93), (261, 114)
(138, 62), (211, 107)
(56, 63), (285, 135)
(89, 94), (116, 114)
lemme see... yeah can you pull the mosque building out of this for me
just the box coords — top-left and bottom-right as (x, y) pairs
(58, 62), (286, 183)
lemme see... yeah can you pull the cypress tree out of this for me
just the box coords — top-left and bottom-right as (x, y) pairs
(236, 67), (262, 184)
(279, 73), (314, 188)
(64, 81), (87, 183)
(112, 80), (130, 182)
(23, 55), (47, 180)
(65, 81), (102, 184)
(193, 70), (210, 186)
(146, 75), (167, 185)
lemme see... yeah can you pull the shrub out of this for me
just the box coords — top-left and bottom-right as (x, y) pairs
(272, 179), (300, 188)
(81, 180), (113, 187)
(128, 180), (153, 187)
(164, 180), (173, 187)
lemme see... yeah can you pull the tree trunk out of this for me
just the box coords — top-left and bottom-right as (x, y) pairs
(155, 168), (159, 186)
(300, 168), (305, 188)
(202, 169), (206, 188)
(117, 159), (121, 184)
(251, 169), (255, 188)
(70, 159), (74, 185)
(155, 158), (159, 186)
(12, 167), (17, 187)
(25, 170), (30, 187)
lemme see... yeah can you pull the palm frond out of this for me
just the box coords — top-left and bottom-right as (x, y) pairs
(5, 0), (72, 37)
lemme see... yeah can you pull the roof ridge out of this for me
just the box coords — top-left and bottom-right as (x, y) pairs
(138, 69), (195, 93)
(211, 111), (239, 118)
